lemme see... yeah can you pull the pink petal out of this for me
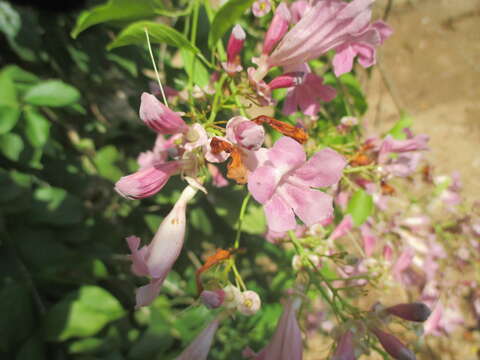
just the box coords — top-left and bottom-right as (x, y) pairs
(281, 183), (334, 227)
(126, 236), (150, 277)
(139, 93), (187, 134)
(329, 214), (354, 241)
(268, 137), (306, 174)
(176, 319), (220, 360)
(333, 45), (356, 77)
(264, 193), (297, 232)
(248, 165), (279, 204)
(263, 3), (291, 55)
(135, 278), (163, 308)
(292, 147), (346, 187)
(360, 222), (376, 256)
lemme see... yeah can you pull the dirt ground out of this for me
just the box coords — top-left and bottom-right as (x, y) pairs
(306, 0), (480, 358)
(366, 0), (480, 195)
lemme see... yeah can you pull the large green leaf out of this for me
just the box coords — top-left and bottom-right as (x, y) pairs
(181, 48), (209, 87)
(107, 21), (199, 54)
(0, 133), (23, 161)
(72, 0), (162, 38)
(44, 286), (125, 341)
(0, 70), (20, 134)
(23, 80), (80, 107)
(208, 0), (254, 48)
(346, 189), (374, 226)
(23, 107), (51, 148)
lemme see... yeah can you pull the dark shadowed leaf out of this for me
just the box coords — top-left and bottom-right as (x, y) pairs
(23, 107), (51, 148)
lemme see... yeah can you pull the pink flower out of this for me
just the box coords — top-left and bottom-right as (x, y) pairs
(254, 299), (303, 360)
(371, 328), (416, 360)
(378, 134), (429, 164)
(329, 214), (353, 242)
(252, 0), (271, 17)
(115, 161), (181, 199)
(226, 116), (265, 151)
(392, 247), (415, 283)
(282, 66), (337, 116)
(222, 25), (246, 74)
(200, 290), (225, 309)
(332, 330), (355, 360)
(176, 318), (220, 360)
(360, 221), (376, 257)
(139, 93), (188, 134)
(385, 302), (431, 323)
(207, 164), (228, 187)
(126, 186), (197, 307)
(137, 134), (182, 169)
(248, 137), (346, 232)
(332, 20), (393, 76)
(290, 1), (310, 24)
(267, 0), (375, 69)
(263, 3), (291, 56)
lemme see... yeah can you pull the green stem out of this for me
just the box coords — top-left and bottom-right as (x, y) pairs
(208, 73), (229, 123)
(234, 193), (251, 249)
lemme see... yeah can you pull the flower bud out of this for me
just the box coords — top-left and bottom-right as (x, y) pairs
(385, 302), (431, 323)
(226, 116), (265, 151)
(200, 290), (225, 309)
(237, 290), (261, 315)
(263, 3), (291, 55)
(223, 285), (242, 309)
(227, 25), (246, 65)
(115, 161), (180, 199)
(139, 92), (188, 134)
(371, 328), (416, 360)
(267, 72), (304, 90)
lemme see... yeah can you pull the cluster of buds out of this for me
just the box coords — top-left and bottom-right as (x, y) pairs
(200, 285), (262, 316)
(333, 302), (432, 360)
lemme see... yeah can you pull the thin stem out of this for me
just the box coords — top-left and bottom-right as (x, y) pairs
(144, 28), (168, 107)
(234, 193), (251, 249)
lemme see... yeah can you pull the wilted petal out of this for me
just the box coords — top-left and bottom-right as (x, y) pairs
(139, 92), (188, 134)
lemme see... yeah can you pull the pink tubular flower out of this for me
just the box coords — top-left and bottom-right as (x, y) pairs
(139, 93), (188, 134)
(115, 161), (181, 199)
(371, 328), (416, 360)
(252, 0), (271, 17)
(223, 25), (246, 74)
(267, 0), (375, 69)
(207, 163), (228, 187)
(176, 318), (220, 360)
(126, 185), (197, 307)
(378, 134), (429, 164)
(332, 330), (355, 360)
(248, 137), (346, 232)
(254, 299), (303, 360)
(263, 3), (291, 55)
(282, 64), (337, 116)
(333, 20), (393, 76)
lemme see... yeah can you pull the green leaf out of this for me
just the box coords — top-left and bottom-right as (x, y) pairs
(23, 80), (80, 107)
(72, 0), (162, 38)
(181, 48), (209, 87)
(107, 21), (199, 54)
(0, 133), (23, 161)
(16, 334), (46, 360)
(93, 145), (123, 182)
(387, 113), (413, 140)
(28, 186), (84, 225)
(44, 285), (125, 341)
(208, 0), (254, 48)
(154, 2), (194, 17)
(0, 70), (20, 133)
(346, 189), (374, 226)
(23, 107), (51, 148)
(241, 202), (266, 235)
(2, 65), (39, 84)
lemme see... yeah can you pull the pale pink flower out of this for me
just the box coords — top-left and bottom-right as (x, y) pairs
(371, 328), (416, 360)
(290, 1), (310, 24)
(332, 20), (393, 76)
(267, 0), (375, 70)
(253, 299), (303, 360)
(332, 330), (355, 360)
(139, 93), (188, 134)
(248, 137), (346, 232)
(137, 134), (182, 169)
(329, 214), (353, 242)
(252, 0), (271, 17)
(222, 25), (246, 74)
(360, 221), (376, 257)
(226, 116), (265, 151)
(126, 186), (197, 307)
(176, 318), (220, 360)
(392, 247), (415, 283)
(378, 134), (429, 164)
(115, 161), (181, 199)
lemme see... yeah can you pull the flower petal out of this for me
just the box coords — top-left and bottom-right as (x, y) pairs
(268, 137), (306, 174)
(248, 165), (278, 204)
(264, 193), (296, 232)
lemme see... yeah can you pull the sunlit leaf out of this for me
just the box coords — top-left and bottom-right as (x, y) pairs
(0, 133), (23, 161)
(23, 107), (51, 148)
(23, 80), (80, 107)
(346, 189), (373, 226)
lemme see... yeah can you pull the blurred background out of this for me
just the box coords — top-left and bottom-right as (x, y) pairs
(0, 0), (479, 359)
